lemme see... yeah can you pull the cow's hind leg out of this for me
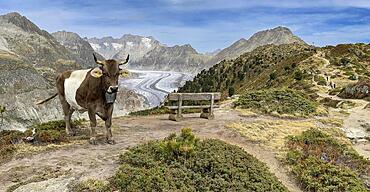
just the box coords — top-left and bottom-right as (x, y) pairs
(59, 95), (73, 135)
(88, 109), (97, 145)
(66, 108), (75, 135)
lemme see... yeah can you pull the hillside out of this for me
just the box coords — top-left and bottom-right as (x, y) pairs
(179, 43), (370, 98)
(179, 43), (316, 96)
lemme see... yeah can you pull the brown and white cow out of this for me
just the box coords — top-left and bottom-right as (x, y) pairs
(37, 54), (130, 144)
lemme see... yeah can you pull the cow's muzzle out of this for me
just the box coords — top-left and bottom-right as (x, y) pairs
(105, 86), (119, 104)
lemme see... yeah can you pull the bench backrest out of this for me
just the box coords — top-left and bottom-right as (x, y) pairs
(168, 93), (221, 101)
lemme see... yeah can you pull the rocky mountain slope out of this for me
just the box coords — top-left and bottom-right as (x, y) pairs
(206, 26), (306, 67)
(0, 12), (144, 130)
(52, 31), (105, 67)
(130, 44), (211, 73)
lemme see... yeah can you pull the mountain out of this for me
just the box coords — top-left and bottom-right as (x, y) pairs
(89, 35), (210, 73)
(88, 34), (162, 61)
(206, 26), (306, 67)
(0, 12), (144, 130)
(130, 44), (211, 73)
(52, 31), (105, 67)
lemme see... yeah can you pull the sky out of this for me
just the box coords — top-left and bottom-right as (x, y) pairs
(0, 0), (369, 53)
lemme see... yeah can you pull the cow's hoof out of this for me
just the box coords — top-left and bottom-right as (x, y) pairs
(89, 137), (97, 145)
(107, 139), (115, 145)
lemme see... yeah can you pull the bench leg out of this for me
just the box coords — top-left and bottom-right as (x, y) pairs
(200, 108), (214, 120)
(168, 109), (184, 121)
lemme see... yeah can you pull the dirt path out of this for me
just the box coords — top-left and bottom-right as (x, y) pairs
(0, 107), (302, 192)
(317, 93), (370, 159)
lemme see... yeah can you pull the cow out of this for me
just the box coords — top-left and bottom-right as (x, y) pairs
(36, 54), (130, 144)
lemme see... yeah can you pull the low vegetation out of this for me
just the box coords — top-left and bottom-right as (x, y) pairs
(129, 106), (201, 116)
(97, 128), (287, 191)
(234, 89), (317, 116)
(286, 128), (370, 191)
(0, 119), (84, 164)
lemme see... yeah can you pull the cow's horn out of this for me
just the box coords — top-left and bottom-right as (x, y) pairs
(119, 54), (130, 65)
(93, 53), (105, 65)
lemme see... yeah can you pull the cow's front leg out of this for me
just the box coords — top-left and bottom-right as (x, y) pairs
(105, 117), (115, 144)
(88, 109), (97, 145)
(105, 106), (115, 144)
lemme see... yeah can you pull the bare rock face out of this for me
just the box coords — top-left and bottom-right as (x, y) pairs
(338, 80), (370, 99)
(52, 31), (105, 68)
(206, 26), (306, 67)
(130, 44), (211, 74)
(13, 177), (74, 192)
(0, 12), (145, 131)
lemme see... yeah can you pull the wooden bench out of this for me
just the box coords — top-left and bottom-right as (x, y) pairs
(166, 92), (221, 121)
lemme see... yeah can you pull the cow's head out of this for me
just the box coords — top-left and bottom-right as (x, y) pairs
(91, 54), (130, 94)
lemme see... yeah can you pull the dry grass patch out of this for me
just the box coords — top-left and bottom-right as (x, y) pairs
(226, 119), (316, 151)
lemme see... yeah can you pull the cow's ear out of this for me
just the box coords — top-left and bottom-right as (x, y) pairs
(90, 67), (103, 78)
(120, 69), (130, 78)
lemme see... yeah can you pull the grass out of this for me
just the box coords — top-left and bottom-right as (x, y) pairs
(103, 128), (287, 191)
(286, 128), (370, 191)
(129, 106), (201, 116)
(234, 89), (317, 116)
(225, 119), (317, 151)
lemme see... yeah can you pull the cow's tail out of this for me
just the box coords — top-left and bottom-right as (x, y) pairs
(35, 93), (58, 105)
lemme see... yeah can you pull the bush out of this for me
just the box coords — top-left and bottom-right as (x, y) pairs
(29, 119), (83, 143)
(110, 129), (287, 191)
(314, 75), (327, 86)
(228, 87), (235, 97)
(294, 70), (303, 81)
(0, 130), (25, 162)
(286, 129), (370, 191)
(234, 89), (317, 116)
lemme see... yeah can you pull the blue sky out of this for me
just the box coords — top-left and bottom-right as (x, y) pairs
(0, 0), (369, 53)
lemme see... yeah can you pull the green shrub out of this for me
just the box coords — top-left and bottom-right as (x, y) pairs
(110, 129), (287, 191)
(73, 179), (110, 192)
(294, 70), (303, 81)
(234, 89), (317, 116)
(228, 87), (235, 97)
(0, 130), (25, 162)
(286, 129), (370, 191)
(29, 119), (83, 143)
(314, 75), (327, 86)
(329, 87), (342, 95)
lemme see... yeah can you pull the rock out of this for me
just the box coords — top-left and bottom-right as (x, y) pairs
(338, 79), (370, 99)
(13, 177), (74, 192)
